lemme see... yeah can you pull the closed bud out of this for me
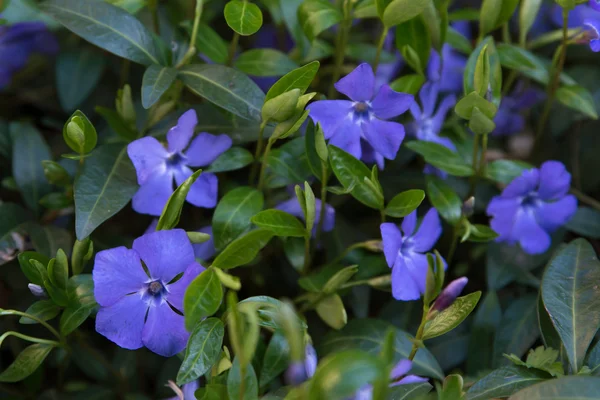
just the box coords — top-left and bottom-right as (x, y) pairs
(364, 240), (383, 252)
(71, 237), (93, 275)
(42, 161), (71, 186)
(62, 110), (97, 155)
(430, 277), (469, 315)
(462, 196), (475, 217)
(28, 283), (47, 298)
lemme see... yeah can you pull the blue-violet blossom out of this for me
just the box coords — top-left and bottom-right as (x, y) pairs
(168, 380), (199, 400)
(285, 344), (318, 386)
(145, 220), (215, 261)
(276, 197), (335, 236)
(427, 44), (467, 94)
(380, 209), (444, 301)
(93, 229), (204, 357)
(128, 109), (232, 216)
(486, 161), (577, 255)
(409, 81), (456, 149)
(352, 359), (427, 400)
(307, 63), (414, 169)
(492, 85), (544, 136)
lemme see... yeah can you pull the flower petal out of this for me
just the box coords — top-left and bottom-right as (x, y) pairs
(404, 252), (428, 295)
(132, 229), (195, 283)
(487, 196), (521, 242)
(185, 133), (232, 167)
(418, 82), (440, 118)
(93, 247), (147, 307)
(371, 84), (414, 120)
(395, 375), (429, 385)
(193, 226), (216, 260)
(401, 210), (417, 237)
(502, 168), (539, 198)
(390, 359), (412, 379)
(411, 208), (442, 252)
(174, 169), (219, 209)
(167, 109), (197, 153)
(381, 223), (402, 268)
(306, 100), (353, 139)
(166, 262), (205, 312)
(537, 161), (572, 201)
(131, 170), (174, 216)
(361, 119), (405, 160)
(334, 63), (375, 102)
(328, 121), (362, 159)
(391, 255), (421, 301)
(431, 93), (456, 134)
(276, 198), (303, 218)
(535, 195), (577, 232)
(514, 209), (551, 255)
(142, 302), (189, 357)
(95, 294), (146, 350)
(127, 136), (169, 185)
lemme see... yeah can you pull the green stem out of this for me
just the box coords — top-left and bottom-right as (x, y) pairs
(315, 162), (329, 245)
(527, 28), (581, 50)
(176, 0), (203, 67)
(228, 32), (240, 67)
(408, 304), (429, 361)
(380, 209), (386, 223)
(0, 309), (61, 341)
(501, 22), (510, 44)
(534, 8), (569, 152)
(328, 1), (352, 98)
(257, 136), (275, 191)
(467, 133), (481, 198)
(478, 134), (488, 178)
(149, 0), (160, 34)
(250, 120), (269, 186)
(373, 25), (388, 74)
(571, 187), (600, 211)
(0, 331), (61, 348)
(302, 235), (311, 275)
(446, 227), (460, 267)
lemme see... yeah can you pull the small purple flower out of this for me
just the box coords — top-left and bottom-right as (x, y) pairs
(380, 209), (444, 301)
(93, 229), (205, 357)
(276, 197), (335, 236)
(431, 277), (468, 313)
(492, 85), (544, 136)
(0, 21), (59, 89)
(128, 110), (232, 216)
(145, 220), (215, 261)
(486, 161), (577, 255)
(427, 45), (467, 94)
(409, 82), (456, 149)
(583, 18), (600, 52)
(307, 63), (414, 169)
(551, 4), (592, 28)
(28, 283), (46, 298)
(592, 0), (600, 12)
(285, 344), (318, 386)
(352, 359), (428, 400)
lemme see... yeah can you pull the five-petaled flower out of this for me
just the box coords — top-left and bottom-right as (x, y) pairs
(486, 161), (577, 255)
(127, 109), (232, 216)
(93, 229), (205, 357)
(352, 359), (427, 400)
(380, 209), (444, 301)
(307, 63), (414, 169)
(409, 81), (456, 149)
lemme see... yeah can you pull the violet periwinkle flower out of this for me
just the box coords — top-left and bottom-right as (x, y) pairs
(145, 220), (215, 261)
(352, 359), (427, 400)
(167, 380), (199, 400)
(285, 344), (318, 386)
(486, 161), (577, 255)
(276, 197), (335, 236)
(306, 63), (414, 169)
(492, 85), (544, 136)
(409, 82), (456, 149)
(549, 2), (600, 52)
(128, 110), (232, 216)
(431, 277), (468, 313)
(380, 209), (444, 301)
(28, 283), (47, 298)
(0, 21), (59, 89)
(583, 18), (600, 52)
(93, 229), (205, 357)
(427, 45), (467, 94)
(592, 0), (600, 12)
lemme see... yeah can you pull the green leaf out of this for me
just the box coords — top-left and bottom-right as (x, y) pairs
(71, 237), (93, 275)
(387, 382), (433, 399)
(51, 249), (68, 290)
(265, 61), (320, 103)
(486, 160), (531, 184)
(440, 374), (465, 400)
(509, 376), (600, 399)
(212, 187), (264, 251)
(298, 0), (342, 41)
(39, 0), (163, 65)
(141, 65), (177, 109)
(494, 0), (520, 29)
(60, 274), (96, 336)
(323, 265), (358, 294)
(394, 14), (430, 69)
(463, 223), (498, 243)
(262, 89), (301, 123)
(227, 358), (259, 400)
(406, 141), (473, 177)
(556, 85), (598, 119)
(234, 49), (298, 77)
(423, 291), (481, 340)
(389, 73), (425, 95)
(74, 144), (137, 240)
(191, 24), (228, 64)
(454, 92), (498, 120)
(56, 49), (106, 112)
(446, 26), (473, 54)
(0, 202), (30, 240)
(10, 122), (52, 214)
(211, 229), (274, 270)
(566, 207), (600, 239)
(237, 296), (307, 332)
(328, 145), (384, 210)
(26, 224), (72, 259)
(177, 318), (225, 385)
(0, 344), (54, 383)
(493, 295), (539, 366)
(17, 252), (49, 285)
(385, 189), (425, 218)
(305, 121), (325, 180)
(319, 319), (444, 379)
(355, 0), (377, 18)
(464, 37), (502, 107)
(479, 0), (502, 35)
(496, 43), (538, 72)
(466, 365), (550, 400)
(426, 176), (462, 225)
(259, 332), (290, 388)
(541, 239), (600, 372)
(95, 106), (137, 141)
(251, 209), (307, 237)
(316, 294), (347, 330)
(155, 169), (202, 231)
(382, 0), (429, 28)
(19, 300), (60, 325)
(184, 269), (223, 331)
(179, 64), (265, 122)
(519, 0), (543, 45)
(224, 0), (263, 36)
(206, 147), (254, 173)
(266, 137), (312, 188)
(467, 291), (502, 374)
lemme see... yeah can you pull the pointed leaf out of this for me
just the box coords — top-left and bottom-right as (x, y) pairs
(177, 318), (225, 385)
(141, 65), (177, 109)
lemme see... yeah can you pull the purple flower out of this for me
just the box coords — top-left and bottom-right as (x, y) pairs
(128, 110), (232, 216)
(431, 277), (468, 312)
(584, 18), (600, 52)
(145, 220), (215, 261)
(0, 21), (59, 89)
(276, 197), (335, 236)
(93, 229), (205, 357)
(486, 161), (577, 255)
(409, 82), (456, 149)
(352, 359), (427, 400)
(168, 380), (199, 400)
(551, 4), (593, 28)
(492, 85), (544, 136)
(427, 46), (467, 94)
(307, 63), (414, 169)
(285, 344), (318, 386)
(380, 209), (444, 301)
(592, 0), (600, 12)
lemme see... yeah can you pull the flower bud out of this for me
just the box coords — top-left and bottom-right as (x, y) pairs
(364, 240), (383, 252)
(42, 161), (71, 186)
(28, 283), (47, 298)
(462, 196), (475, 217)
(431, 277), (468, 313)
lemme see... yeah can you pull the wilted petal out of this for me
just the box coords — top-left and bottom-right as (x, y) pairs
(334, 63), (374, 102)
(371, 85), (414, 120)
(142, 302), (189, 357)
(167, 109), (197, 153)
(411, 208), (442, 252)
(93, 247), (147, 307)
(127, 136), (169, 185)
(537, 161), (572, 201)
(95, 294), (146, 350)
(185, 133), (232, 167)
(167, 262), (206, 312)
(381, 223), (402, 268)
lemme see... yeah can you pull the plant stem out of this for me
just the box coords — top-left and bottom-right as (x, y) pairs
(328, 1), (352, 98)
(446, 227), (459, 267)
(315, 162), (329, 245)
(571, 187), (600, 211)
(0, 331), (61, 348)
(150, 0), (160, 34)
(408, 304), (429, 361)
(373, 24), (388, 74)
(250, 120), (269, 185)
(534, 8), (569, 152)
(302, 235), (312, 275)
(257, 137), (275, 191)
(467, 133), (481, 198)
(380, 209), (386, 223)
(0, 309), (61, 341)
(478, 134), (488, 178)
(228, 32), (240, 67)
(176, 0), (203, 67)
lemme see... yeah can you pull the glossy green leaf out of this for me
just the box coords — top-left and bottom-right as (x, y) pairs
(305, 121), (325, 180)
(496, 43), (538, 72)
(17, 252), (49, 285)
(19, 300), (61, 325)
(389, 73), (425, 95)
(426, 176), (462, 225)
(494, 295), (539, 366)
(237, 296), (307, 332)
(95, 106), (137, 141)
(141, 65), (177, 109)
(156, 170), (202, 231)
(328, 145), (384, 210)
(235, 49), (298, 77)
(385, 189), (425, 218)
(60, 274), (96, 336)
(466, 365), (550, 400)
(212, 186), (264, 250)
(556, 85), (598, 119)
(179, 64), (265, 122)
(74, 144), (137, 240)
(316, 293), (347, 330)
(259, 332), (290, 388)
(519, 0), (543, 45)
(479, 0), (502, 35)
(542, 239), (600, 372)
(566, 207), (600, 239)
(192, 24), (228, 64)
(56, 49), (106, 112)
(464, 37), (502, 107)
(51, 249), (68, 290)
(509, 376), (600, 399)
(211, 229), (274, 270)
(455, 92), (498, 120)
(0, 344), (54, 383)
(395, 15), (430, 70)
(298, 0), (342, 41)
(71, 237), (93, 275)
(423, 291), (481, 340)
(467, 291), (502, 374)
(40, 0), (163, 65)
(207, 147), (254, 173)
(387, 382), (433, 399)
(446, 26), (473, 53)
(382, 0), (429, 28)
(177, 318), (225, 385)
(227, 358), (259, 400)
(251, 209), (307, 237)
(224, 0), (263, 36)
(184, 269), (223, 331)
(266, 137), (312, 188)
(265, 61), (319, 103)
(355, 0), (377, 18)
(262, 89), (301, 123)
(406, 141), (473, 177)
